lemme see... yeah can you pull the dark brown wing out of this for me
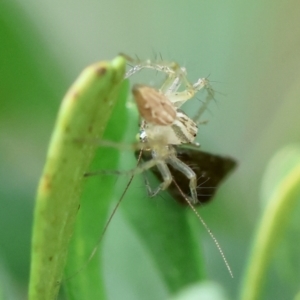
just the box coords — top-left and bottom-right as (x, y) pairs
(135, 145), (237, 205)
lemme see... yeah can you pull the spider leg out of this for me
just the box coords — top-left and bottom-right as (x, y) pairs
(123, 54), (213, 112)
(124, 59), (178, 79)
(122, 54), (182, 80)
(159, 67), (187, 95)
(160, 73), (182, 95)
(166, 155), (198, 204)
(192, 81), (215, 124)
(85, 155), (165, 177)
(168, 77), (212, 108)
(123, 54), (215, 115)
(143, 161), (172, 198)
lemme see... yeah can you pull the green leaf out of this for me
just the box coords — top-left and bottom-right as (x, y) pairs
(240, 144), (300, 300)
(294, 291), (300, 300)
(63, 80), (129, 300)
(28, 56), (126, 300)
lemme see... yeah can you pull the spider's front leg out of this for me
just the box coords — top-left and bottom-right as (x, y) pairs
(168, 77), (213, 109)
(123, 54), (194, 100)
(123, 54), (215, 115)
(191, 79), (215, 124)
(159, 66), (187, 96)
(122, 54), (180, 79)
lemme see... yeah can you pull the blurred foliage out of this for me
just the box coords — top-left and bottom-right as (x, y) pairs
(1, 1), (300, 300)
(0, 2), (69, 296)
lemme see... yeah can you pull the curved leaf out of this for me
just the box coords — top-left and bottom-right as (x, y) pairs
(240, 144), (300, 300)
(28, 56), (126, 300)
(63, 80), (129, 300)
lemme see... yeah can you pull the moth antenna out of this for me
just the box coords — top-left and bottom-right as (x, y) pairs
(172, 178), (234, 278)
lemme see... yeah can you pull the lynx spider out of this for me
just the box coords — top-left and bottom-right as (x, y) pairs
(122, 54), (216, 204)
(88, 55), (216, 204)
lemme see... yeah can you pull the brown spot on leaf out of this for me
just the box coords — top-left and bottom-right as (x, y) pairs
(72, 91), (79, 100)
(95, 66), (107, 76)
(43, 174), (52, 191)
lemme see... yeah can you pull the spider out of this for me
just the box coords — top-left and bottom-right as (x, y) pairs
(88, 55), (235, 205)
(122, 54), (234, 205)
(87, 55), (216, 204)
(132, 84), (204, 204)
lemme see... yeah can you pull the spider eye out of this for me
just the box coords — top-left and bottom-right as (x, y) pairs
(138, 129), (147, 142)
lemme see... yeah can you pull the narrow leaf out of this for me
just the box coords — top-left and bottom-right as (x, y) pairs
(240, 144), (300, 300)
(28, 56), (126, 300)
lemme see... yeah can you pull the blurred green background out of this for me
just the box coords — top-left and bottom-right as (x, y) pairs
(1, 1), (300, 299)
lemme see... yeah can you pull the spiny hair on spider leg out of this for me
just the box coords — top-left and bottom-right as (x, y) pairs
(124, 54), (191, 82)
